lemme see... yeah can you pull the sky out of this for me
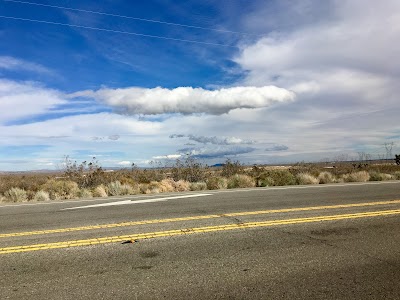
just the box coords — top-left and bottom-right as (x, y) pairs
(0, 0), (399, 171)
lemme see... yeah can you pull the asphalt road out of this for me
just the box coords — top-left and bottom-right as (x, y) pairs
(1, 181), (400, 299)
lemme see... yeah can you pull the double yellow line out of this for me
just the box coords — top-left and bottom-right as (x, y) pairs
(1, 199), (400, 238)
(1, 199), (400, 254)
(1, 208), (400, 254)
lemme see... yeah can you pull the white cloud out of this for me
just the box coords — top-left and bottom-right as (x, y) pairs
(117, 161), (131, 166)
(153, 154), (182, 160)
(0, 79), (67, 124)
(71, 86), (295, 115)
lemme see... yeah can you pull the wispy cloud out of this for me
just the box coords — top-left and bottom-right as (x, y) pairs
(0, 56), (53, 75)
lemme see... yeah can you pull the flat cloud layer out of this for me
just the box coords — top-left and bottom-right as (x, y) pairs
(170, 134), (255, 145)
(72, 86), (295, 115)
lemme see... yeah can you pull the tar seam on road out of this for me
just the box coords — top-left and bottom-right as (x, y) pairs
(1, 199), (400, 239)
(2, 208), (400, 254)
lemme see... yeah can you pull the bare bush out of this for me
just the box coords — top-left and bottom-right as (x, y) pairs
(227, 174), (255, 189)
(171, 156), (208, 182)
(342, 171), (370, 182)
(5, 187), (28, 202)
(318, 172), (336, 184)
(296, 173), (319, 185)
(221, 159), (244, 177)
(63, 156), (107, 188)
(33, 190), (50, 201)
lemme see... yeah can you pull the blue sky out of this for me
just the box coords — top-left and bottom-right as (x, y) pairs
(0, 0), (399, 170)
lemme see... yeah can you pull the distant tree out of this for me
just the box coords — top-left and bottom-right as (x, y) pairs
(395, 154), (400, 165)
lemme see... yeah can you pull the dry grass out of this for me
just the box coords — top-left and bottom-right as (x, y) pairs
(206, 176), (228, 190)
(173, 180), (191, 192)
(41, 179), (79, 200)
(296, 173), (319, 185)
(317, 171), (336, 184)
(342, 171), (370, 182)
(4, 187), (28, 202)
(227, 174), (255, 189)
(33, 190), (50, 201)
(189, 182), (207, 191)
(78, 188), (93, 198)
(93, 185), (108, 197)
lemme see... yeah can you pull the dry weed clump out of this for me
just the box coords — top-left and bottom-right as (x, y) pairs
(317, 172), (336, 184)
(227, 174), (255, 189)
(4, 187), (28, 202)
(296, 173), (319, 185)
(121, 183), (138, 195)
(190, 182), (207, 191)
(78, 189), (93, 198)
(158, 179), (176, 193)
(394, 171), (400, 180)
(41, 179), (80, 200)
(33, 190), (50, 201)
(93, 185), (108, 197)
(106, 181), (123, 196)
(342, 171), (370, 182)
(144, 181), (162, 194)
(206, 176), (228, 190)
(173, 180), (191, 192)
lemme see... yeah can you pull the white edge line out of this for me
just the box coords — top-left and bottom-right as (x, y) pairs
(61, 193), (212, 210)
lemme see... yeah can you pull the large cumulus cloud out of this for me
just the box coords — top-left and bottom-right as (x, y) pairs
(71, 86), (295, 115)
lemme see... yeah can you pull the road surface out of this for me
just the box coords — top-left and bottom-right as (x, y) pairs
(1, 181), (400, 299)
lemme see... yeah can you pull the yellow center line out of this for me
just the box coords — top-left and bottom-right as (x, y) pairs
(1, 208), (400, 254)
(1, 199), (400, 238)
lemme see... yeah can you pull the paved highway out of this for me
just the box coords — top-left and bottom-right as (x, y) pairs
(1, 181), (400, 299)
